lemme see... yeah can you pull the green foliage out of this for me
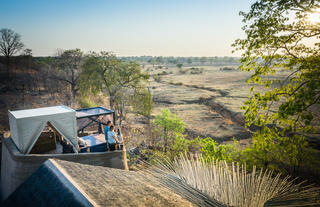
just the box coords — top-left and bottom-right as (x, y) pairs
(153, 109), (185, 153)
(171, 82), (183, 86)
(80, 51), (150, 124)
(190, 67), (204, 74)
(232, 0), (320, 176)
(131, 87), (153, 119)
(152, 108), (201, 159)
(233, 0), (320, 133)
(153, 74), (161, 82)
(176, 63), (183, 69)
(158, 71), (169, 75)
(200, 138), (239, 162)
(78, 96), (97, 108)
(240, 127), (317, 175)
(171, 135), (190, 158)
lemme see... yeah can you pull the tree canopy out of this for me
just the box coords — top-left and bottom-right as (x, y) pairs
(50, 48), (84, 104)
(153, 108), (186, 154)
(80, 51), (150, 124)
(233, 0), (320, 174)
(0, 28), (24, 63)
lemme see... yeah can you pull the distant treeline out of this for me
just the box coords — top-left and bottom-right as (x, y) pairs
(120, 56), (240, 66)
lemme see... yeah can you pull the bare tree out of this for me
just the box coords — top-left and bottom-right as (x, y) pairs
(0, 28), (24, 65)
(50, 48), (84, 105)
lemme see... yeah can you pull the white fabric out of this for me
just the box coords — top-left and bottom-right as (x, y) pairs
(8, 105), (79, 154)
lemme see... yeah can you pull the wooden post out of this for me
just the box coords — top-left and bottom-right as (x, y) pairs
(122, 146), (129, 171)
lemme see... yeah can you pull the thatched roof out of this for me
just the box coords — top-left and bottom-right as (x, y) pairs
(55, 159), (196, 207)
(4, 159), (196, 207)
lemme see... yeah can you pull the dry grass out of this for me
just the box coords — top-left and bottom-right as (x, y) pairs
(145, 155), (320, 207)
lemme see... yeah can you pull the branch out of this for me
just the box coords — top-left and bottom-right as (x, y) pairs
(48, 76), (73, 85)
(277, 81), (309, 97)
(293, 0), (312, 12)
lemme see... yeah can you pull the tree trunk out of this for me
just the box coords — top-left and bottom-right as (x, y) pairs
(71, 84), (77, 106)
(109, 92), (115, 110)
(164, 127), (168, 152)
(6, 55), (10, 73)
(72, 88), (76, 104)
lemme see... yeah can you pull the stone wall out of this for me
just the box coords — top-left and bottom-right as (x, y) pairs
(1, 137), (125, 200)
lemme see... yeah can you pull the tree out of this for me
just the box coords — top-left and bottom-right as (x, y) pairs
(50, 48), (84, 104)
(22, 48), (32, 57)
(200, 56), (207, 65)
(153, 109), (185, 153)
(233, 0), (320, 174)
(131, 87), (153, 123)
(176, 63), (183, 69)
(187, 58), (193, 64)
(155, 56), (164, 65)
(81, 51), (149, 124)
(0, 28), (24, 64)
(113, 87), (152, 126)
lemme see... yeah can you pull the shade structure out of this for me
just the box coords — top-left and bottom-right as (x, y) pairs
(76, 106), (115, 133)
(8, 105), (79, 154)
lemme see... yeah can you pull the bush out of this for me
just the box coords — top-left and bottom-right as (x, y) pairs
(172, 82), (183, 86)
(158, 71), (169, 75)
(190, 67), (204, 74)
(78, 96), (97, 108)
(179, 69), (188, 74)
(220, 67), (236, 71)
(200, 137), (239, 162)
(153, 75), (161, 82)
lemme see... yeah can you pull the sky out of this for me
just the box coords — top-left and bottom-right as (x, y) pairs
(0, 0), (255, 57)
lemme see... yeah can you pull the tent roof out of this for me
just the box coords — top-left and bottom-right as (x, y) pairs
(76, 106), (114, 119)
(8, 105), (78, 154)
(9, 105), (74, 119)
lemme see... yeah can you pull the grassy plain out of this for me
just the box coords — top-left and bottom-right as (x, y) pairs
(126, 65), (253, 144)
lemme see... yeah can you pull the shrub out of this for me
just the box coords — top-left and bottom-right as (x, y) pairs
(220, 67), (236, 71)
(200, 138), (239, 162)
(78, 96), (96, 108)
(158, 71), (168, 75)
(179, 69), (188, 74)
(153, 75), (161, 82)
(190, 67), (204, 74)
(172, 82), (183, 86)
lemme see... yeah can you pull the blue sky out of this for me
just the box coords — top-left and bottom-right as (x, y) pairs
(0, 0), (255, 56)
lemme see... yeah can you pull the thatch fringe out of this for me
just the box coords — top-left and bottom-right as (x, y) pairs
(141, 154), (320, 207)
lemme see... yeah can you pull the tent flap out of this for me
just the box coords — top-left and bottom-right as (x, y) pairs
(8, 105), (78, 154)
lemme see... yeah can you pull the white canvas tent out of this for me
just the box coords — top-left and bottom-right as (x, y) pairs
(8, 105), (79, 154)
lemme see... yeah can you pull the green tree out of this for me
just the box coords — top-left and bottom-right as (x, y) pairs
(153, 109), (186, 154)
(200, 138), (239, 162)
(81, 51), (149, 124)
(176, 63), (183, 69)
(131, 87), (153, 123)
(233, 0), (320, 174)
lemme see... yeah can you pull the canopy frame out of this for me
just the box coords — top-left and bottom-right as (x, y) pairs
(76, 106), (115, 133)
